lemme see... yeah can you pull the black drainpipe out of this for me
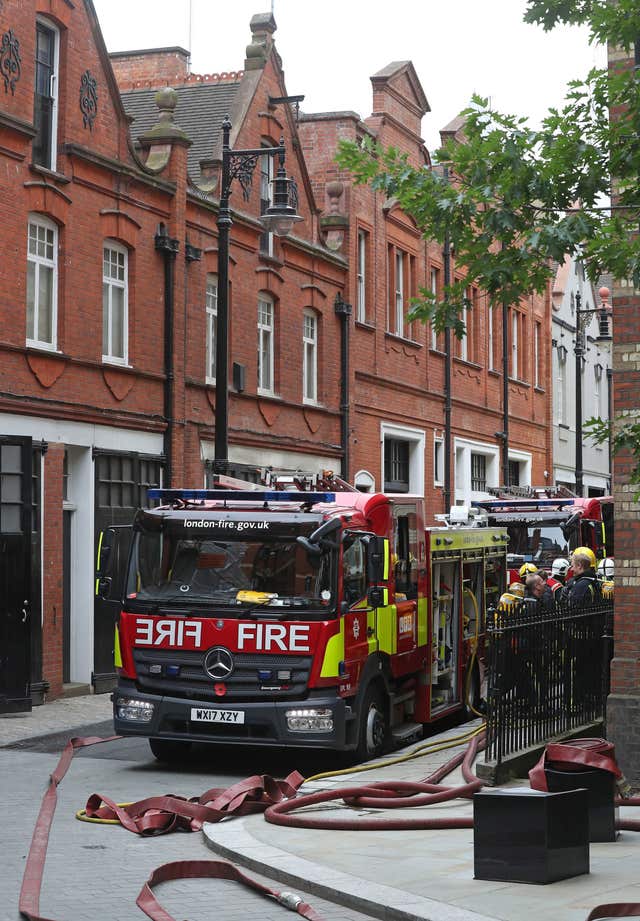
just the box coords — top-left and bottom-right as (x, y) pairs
(155, 224), (179, 486)
(334, 293), (352, 481)
(501, 297), (510, 487)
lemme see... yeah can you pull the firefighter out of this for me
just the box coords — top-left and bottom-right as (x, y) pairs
(518, 562), (539, 582)
(560, 547), (601, 606)
(551, 557), (570, 585)
(524, 572), (555, 609)
(519, 562), (561, 594)
(597, 557), (614, 600)
(500, 581), (535, 711)
(597, 557), (614, 580)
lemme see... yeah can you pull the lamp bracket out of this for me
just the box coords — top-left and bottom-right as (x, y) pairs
(224, 144), (285, 203)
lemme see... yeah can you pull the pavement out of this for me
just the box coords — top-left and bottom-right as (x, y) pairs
(3, 695), (640, 921)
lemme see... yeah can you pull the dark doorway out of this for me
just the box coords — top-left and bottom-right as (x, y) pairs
(0, 437), (33, 713)
(93, 452), (162, 692)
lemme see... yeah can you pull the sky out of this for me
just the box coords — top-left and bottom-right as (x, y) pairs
(92, 0), (604, 152)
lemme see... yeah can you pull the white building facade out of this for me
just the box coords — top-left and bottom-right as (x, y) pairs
(552, 257), (612, 496)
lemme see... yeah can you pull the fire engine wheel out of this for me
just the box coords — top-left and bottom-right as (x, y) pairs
(148, 738), (193, 763)
(355, 684), (388, 762)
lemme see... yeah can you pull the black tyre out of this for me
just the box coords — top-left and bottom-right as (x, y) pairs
(148, 738), (193, 764)
(354, 683), (388, 762)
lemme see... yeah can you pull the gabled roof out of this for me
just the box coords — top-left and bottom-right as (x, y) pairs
(121, 81), (241, 179)
(370, 61), (430, 115)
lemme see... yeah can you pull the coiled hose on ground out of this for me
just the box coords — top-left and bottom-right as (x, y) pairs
(265, 729), (640, 832)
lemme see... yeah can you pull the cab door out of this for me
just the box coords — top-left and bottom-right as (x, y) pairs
(0, 437), (32, 714)
(342, 535), (375, 689)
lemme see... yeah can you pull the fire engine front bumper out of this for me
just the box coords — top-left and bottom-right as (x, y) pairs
(112, 681), (353, 750)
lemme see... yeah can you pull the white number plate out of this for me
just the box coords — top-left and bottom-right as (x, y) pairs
(190, 707), (245, 724)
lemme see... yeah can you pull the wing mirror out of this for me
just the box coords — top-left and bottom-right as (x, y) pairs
(561, 512), (581, 539)
(296, 517), (341, 558)
(365, 535), (389, 584)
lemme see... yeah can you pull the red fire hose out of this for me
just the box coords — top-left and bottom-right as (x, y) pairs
(264, 731), (484, 831)
(17, 732), (640, 921)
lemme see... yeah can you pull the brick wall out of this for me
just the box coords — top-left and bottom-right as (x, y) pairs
(0, 0), (345, 698)
(110, 48), (190, 89)
(605, 44), (640, 784)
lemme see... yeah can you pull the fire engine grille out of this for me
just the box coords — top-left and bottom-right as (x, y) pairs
(132, 648), (313, 702)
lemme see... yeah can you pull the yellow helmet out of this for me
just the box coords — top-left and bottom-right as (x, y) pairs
(519, 562), (538, 580)
(573, 546), (597, 568)
(497, 592), (518, 612)
(509, 581), (525, 598)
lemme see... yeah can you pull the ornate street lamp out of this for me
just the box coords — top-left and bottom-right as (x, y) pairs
(213, 117), (302, 473)
(574, 285), (612, 496)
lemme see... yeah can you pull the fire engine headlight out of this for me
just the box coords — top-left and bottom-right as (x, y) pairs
(116, 696), (154, 722)
(285, 708), (333, 732)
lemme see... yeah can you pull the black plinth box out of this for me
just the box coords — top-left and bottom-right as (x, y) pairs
(474, 787), (590, 884)
(544, 768), (619, 842)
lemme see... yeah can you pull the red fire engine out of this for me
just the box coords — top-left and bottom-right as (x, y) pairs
(471, 487), (613, 583)
(96, 474), (507, 762)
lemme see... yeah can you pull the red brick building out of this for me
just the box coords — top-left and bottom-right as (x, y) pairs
(0, 2), (552, 708)
(0, 2), (345, 707)
(605, 43), (640, 785)
(298, 68), (552, 504)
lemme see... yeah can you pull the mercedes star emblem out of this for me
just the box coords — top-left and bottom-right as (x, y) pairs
(204, 646), (234, 680)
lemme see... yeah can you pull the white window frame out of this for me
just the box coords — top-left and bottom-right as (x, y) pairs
(454, 437), (499, 505)
(487, 302), (494, 370)
(26, 213), (58, 351)
(259, 146), (274, 257)
(511, 309), (519, 380)
(534, 321), (540, 388)
(257, 294), (275, 395)
(430, 267), (438, 350)
(556, 345), (567, 425)
(459, 287), (470, 362)
(594, 364), (602, 418)
(433, 433), (444, 487)
(302, 309), (318, 404)
(357, 230), (367, 323)
(395, 250), (404, 337)
(205, 273), (217, 383)
(507, 448), (533, 488)
(380, 422), (425, 496)
(102, 240), (129, 365)
(34, 17), (60, 171)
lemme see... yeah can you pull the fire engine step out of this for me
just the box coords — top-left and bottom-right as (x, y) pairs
(392, 722), (423, 745)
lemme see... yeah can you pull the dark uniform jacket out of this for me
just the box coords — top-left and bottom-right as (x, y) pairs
(560, 567), (601, 606)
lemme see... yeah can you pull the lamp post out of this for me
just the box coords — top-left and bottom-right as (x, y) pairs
(442, 166), (452, 513)
(213, 117), (302, 474)
(574, 286), (611, 496)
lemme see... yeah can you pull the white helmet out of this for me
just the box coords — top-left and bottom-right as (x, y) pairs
(597, 557), (614, 580)
(552, 558), (570, 579)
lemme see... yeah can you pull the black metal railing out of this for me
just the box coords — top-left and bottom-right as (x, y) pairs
(484, 598), (614, 766)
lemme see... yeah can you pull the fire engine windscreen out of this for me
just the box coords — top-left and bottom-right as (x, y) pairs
(505, 523), (576, 568)
(125, 521), (334, 612)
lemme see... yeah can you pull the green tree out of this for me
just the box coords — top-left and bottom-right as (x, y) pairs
(335, 0), (640, 492)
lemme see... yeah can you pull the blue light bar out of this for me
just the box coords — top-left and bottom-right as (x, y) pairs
(147, 488), (335, 504)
